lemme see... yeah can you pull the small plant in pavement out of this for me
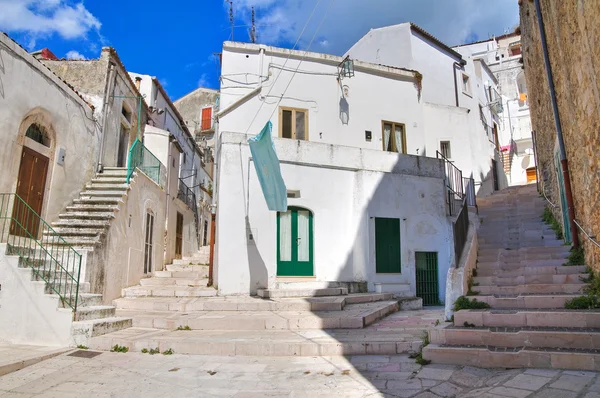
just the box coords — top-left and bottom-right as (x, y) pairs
(162, 348), (174, 355)
(176, 325), (192, 331)
(111, 344), (128, 353)
(453, 296), (490, 312)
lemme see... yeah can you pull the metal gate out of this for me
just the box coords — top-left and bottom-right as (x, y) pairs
(415, 252), (440, 306)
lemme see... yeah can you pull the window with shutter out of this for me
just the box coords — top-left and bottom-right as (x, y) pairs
(201, 107), (212, 130)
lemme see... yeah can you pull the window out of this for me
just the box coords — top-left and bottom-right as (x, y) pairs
(144, 212), (155, 274)
(381, 121), (406, 154)
(122, 103), (132, 123)
(201, 107), (212, 130)
(440, 141), (451, 159)
(25, 124), (50, 147)
(279, 107), (308, 140)
(461, 73), (471, 96)
(203, 220), (209, 246)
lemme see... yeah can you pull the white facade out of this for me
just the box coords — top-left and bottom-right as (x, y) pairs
(454, 34), (534, 186)
(216, 42), (457, 300)
(129, 73), (213, 260)
(347, 23), (507, 196)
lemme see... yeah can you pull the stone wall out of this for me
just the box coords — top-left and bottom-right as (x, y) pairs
(520, 0), (600, 269)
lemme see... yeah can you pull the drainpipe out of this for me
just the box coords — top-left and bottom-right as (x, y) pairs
(452, 62), (463, 107)
(534, 0), (580, 248)
(98, 62), (117, 172)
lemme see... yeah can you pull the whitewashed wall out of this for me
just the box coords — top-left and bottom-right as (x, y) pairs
(215, 133), (453, 298)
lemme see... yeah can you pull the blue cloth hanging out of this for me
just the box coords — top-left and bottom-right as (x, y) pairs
(248, 121), (288, 211)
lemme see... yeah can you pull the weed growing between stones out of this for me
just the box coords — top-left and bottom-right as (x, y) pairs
(111, 344), (128, 353)
(453, 296), (491, 312)
(176, 325), (192, 331)
(565, 266), (600, 309)
(409, 332), (431, 366)
(542, 206), (564, 240)
(141, 348), (148, 353)
(149, 347), (160, 355)
(463, 321), (476, 328)
(565, 247), (585, 266)
(77, 345), (88, 350)
(163, 348), (174, 355)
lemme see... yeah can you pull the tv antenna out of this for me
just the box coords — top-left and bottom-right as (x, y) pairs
(228, 1), (234, 41)
(249, 7), (257, 43)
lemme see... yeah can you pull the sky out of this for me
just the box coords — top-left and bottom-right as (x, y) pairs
(0, 0), (519, 101)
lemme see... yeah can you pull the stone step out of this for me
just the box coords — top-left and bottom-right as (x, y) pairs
(65, 204), (120, 213)
(257, 287), (348, 298)
(423, 344), (600, 371)
(122, 285), (217, 298)
(165, 264), (209, 273)
(478, 241), (565, 250)
(476, 265), (587, 277)
(59, 212), (116, 220)
(472, 283), (586, 295)
(154, 270), (208, 279)
(88, 327), (423, 357)
(118, 301), (399, 330)
(52, 219), (111, 228)
(79, 191), (127, 197)
(476, 259), (570, 269)
(90, 177), (128, 184)
(478, 246), (571, 256)
(172, 258), (208, 266)
(113, 293), (394, 312)
(454, 309), (600, 328)
(99, 168), (128, 177)
(475, 294), (581, 309)
(479, 235), (558, 244)
(73, 197), (124, 205)
(273, 281), (367, 293)
(85, 183), (130, 191)
(70, 293), (103, 307)
(473, 273), (587, 286)
(43, 228), (105, 237)
(71, 316), (133, 347)
(430, 324), (600, 350)
(74, 305), (117, 321)
(56, 237), (101, 247)
(139, 277), (208, 287)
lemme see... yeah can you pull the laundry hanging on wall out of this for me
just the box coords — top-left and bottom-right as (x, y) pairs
(248, 121), (288, 211)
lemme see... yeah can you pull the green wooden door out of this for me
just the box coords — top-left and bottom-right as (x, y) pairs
(277, 207), (313, 276)
(554, 151), (572, 243)
(375, 218), (401, 273)
(415, 252), (440, 306)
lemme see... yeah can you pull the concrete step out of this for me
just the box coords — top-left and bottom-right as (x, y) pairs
(475, 294), (582, 309)
(430, 324), (600, 350)
(476, 265), (586, 277)
(165, 264), (209, 273)
(423, 344), (600, 371)
(471, 283), (586, 295)
(56, 237), (101, 247)
(154, 270), (208, 279)
(90, 177), (128, 184)
(43, 228), (105, 237)
(478, 241), (565, 250)
(59, 212), (116, 220)
(172, 258), (209, 266)
(139, 277), (208, 287)
(473, 273), (587, 286)
(122, 285), (217, 298)
(113, 293), (394, 312)
(273, 281), (367, 293)
(88, 327), (423, 357)
(454, 309), (600, 328)
(257, 287), (348, 298)
(71, 316), (133, 347)
(478, 246), (571, 259)
(476, 259), (573, 270)
(117, 301), (398, 330)
(52, 219), (111, 228)
(73, 198), (124, 205)
(65, 204), (120, 213)
(99, 168), (128, 177)
(75, 305), (117, 321)
(79, 191), (127, 197)
(85, 183), (130, 191)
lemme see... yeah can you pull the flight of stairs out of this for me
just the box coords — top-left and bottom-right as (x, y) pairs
(424, 184), (595, 370)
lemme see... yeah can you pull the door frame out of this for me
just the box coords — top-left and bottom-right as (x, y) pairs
(276, 206), (314, 277)
(175, 212), (184, 259)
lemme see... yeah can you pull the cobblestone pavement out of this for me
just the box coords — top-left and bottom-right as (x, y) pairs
(1, 351), (600, 397)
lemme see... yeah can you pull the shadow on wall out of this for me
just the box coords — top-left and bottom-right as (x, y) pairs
(339, 96), (349, 125)
(246, 215), (268, 294)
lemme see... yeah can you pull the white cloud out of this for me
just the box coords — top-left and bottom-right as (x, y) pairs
(159, 78), (168, 88)
(65, 50), (85, 60)
(0, 0), (101, 49)
(229, 0), (519, 54)
(198, 73), (210, 88)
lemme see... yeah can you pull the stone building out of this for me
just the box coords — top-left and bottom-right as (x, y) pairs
(520, 0), (600, 267)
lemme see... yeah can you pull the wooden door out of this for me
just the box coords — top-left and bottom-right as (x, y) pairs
(526, 168), (537, 183)
(277, 207), (313, 276)
(175, 212), (183, 259)
(12, 147), (49, 237)
(375, 218), (401, 274)
(491, 160), (499, 191)
(117, 126), (129, 168)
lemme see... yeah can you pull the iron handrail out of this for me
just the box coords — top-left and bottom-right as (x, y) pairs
(574, 220), (600, 250)
(0, 194), (82, 312)
(126, 138), (167, 188)
(437, 150), (465, 216)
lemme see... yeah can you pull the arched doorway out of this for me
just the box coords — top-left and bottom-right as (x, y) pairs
(12, 123), (51, 237)
(276, 207), (313, 276)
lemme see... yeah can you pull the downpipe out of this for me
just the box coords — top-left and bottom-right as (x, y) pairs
(534, 0), (579, 248)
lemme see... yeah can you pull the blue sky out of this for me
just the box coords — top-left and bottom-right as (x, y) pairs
(0, 0), (519, 101)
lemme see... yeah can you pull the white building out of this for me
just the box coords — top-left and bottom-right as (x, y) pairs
(129, 73), (213, 262)
(454, 33), (534, 186)
(214, 41), (476, 303)
(346, 22), (508, 195)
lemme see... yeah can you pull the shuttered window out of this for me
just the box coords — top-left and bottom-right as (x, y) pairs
(201, 107), (212, 130)
(375, 217), (401, 273)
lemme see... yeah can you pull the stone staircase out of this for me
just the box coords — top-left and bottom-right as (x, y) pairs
(424, 184), (596, 370)
(88, 254), (425, 356)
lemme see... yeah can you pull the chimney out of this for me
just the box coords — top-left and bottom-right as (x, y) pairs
(135, 76), (142, 91)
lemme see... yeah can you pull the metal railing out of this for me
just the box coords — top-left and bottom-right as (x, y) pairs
(453, 200), (469, 267)
(177, 179), (198, 215)
(437, 151), (464, 216)
(126, 139), (167, 188)
(0, 194), (82, 311)
(463, 176), (477, 210)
